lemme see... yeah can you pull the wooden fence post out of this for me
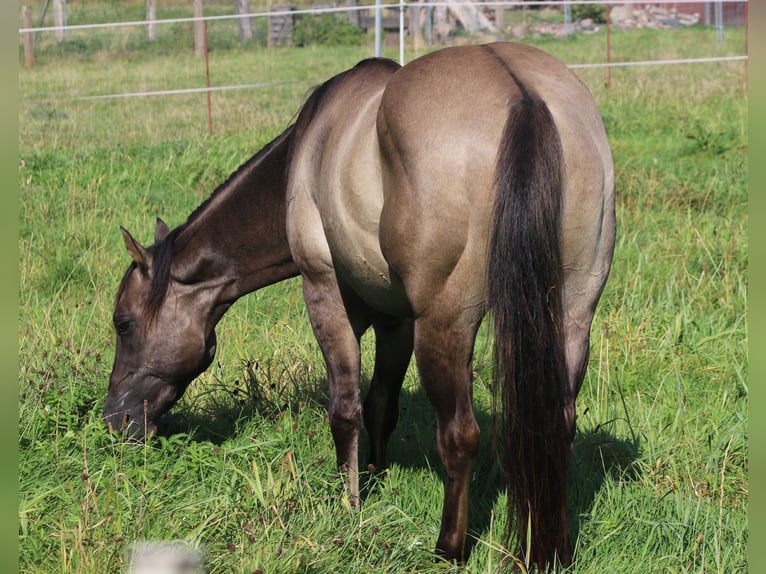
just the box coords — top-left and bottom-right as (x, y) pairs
(268, 5), (294, 48)
(52, 0), (66, 42)
(234, 0), (254, 43)
(194, 0), (205, 56)
(22, 6), (35, 68)
(410, 2), (424, 49)
(146, 0), (157, 40)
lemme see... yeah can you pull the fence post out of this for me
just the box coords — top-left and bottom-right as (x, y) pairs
(146, 0), (157, 40)
(399, 2), (404, 65)
(22, 6), (35, 68)
(744, 0), (748, 84)
(374, 0), (382, 57)
(563, 0), (572, 38)
(606, 3), (612, 94)
(204, 20), (213, 134)
(714, 0), (723, 44)
(234, 0), (254, 43)
(347, 0), (360, 27)
(410, 1), (424, 49)
(52, 0), (66, 42)
(194, 0), (205, 56)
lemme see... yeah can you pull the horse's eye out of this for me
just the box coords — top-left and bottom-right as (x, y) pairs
(114, 318), (132, 336)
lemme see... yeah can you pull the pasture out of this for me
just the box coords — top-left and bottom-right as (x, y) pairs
(18, 10), (747, 573)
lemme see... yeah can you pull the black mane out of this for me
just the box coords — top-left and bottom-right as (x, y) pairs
(117, 126), (295, 324)
(128, 58), (400, 322)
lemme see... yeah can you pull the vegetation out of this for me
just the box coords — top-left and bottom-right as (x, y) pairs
(293, 13), (367, 46)
(19, 6), (747, 572)
(571, 3), (606, 24)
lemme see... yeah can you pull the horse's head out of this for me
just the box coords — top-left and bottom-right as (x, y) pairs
(104, 218), (218, 439)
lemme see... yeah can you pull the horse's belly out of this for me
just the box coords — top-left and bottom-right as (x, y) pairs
(288, 120), (411, 317)
(332, 234), (411, 316)
(319, 169), (412, 317)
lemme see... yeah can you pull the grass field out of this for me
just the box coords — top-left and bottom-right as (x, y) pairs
(19, 8), (748, 573)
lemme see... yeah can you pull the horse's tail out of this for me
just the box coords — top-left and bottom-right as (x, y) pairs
(487, 94), (570, 570)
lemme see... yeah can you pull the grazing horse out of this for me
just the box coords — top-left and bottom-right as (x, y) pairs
(104, 42), (615, 569)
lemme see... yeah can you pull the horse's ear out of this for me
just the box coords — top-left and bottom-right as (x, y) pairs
(120, 227), (149, 269)
(154, 218), (170, 243)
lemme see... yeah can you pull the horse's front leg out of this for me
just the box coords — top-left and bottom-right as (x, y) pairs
(363, 318), (414, 471)
(302, 275), (368, 503)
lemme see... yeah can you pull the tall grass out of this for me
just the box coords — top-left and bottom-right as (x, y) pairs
(19, 16), (747, 573)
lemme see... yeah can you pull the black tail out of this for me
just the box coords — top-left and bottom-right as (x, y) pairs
(487, 95), (570, 570)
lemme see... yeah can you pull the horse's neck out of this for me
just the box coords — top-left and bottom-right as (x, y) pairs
(173, 128), (300, 305)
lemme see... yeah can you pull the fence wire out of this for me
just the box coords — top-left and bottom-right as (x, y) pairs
(19, 0), (749, 102)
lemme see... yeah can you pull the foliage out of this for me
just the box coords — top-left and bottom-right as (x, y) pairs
(572, 3), (606, 24)
(19, 22), (747, 574)
(293, 13), (366, 47)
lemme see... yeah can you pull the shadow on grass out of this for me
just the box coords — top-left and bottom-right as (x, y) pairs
(156, 358), (331, 444)
(154, 369), (641, 563)
(568, 427), (642, 546)
(380, 385), (643, 561)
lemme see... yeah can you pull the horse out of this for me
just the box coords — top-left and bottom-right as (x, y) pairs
(104, 42), (615, 569)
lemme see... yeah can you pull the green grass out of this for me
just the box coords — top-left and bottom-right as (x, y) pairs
(19, 12), (747, 573)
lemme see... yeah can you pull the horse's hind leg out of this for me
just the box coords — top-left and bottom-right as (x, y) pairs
(563, 317), (592, 444)
(562, 256), (614, 448)
(413, 312), (482, 563)
(363, 318), (414, 471)
(562, 262), (613, 450)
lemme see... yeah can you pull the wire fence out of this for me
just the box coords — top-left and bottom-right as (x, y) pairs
(18, 0), (749, 35)
(18, 0), (749, 135)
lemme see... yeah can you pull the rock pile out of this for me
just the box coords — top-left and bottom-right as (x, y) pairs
(609, 4), (701, 29)
(509, 4), (702, 39)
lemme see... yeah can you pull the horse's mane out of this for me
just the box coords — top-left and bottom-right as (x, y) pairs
(116, 127), (294, 324)
(182, 126), (295, 231)
(122, 57), (401, 323)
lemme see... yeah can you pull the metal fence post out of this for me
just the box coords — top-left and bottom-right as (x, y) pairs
(399, 1), (405, 65)
(375, 0), (382, 57)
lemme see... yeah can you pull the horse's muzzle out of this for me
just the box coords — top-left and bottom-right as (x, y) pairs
(103, 407), (156, 440)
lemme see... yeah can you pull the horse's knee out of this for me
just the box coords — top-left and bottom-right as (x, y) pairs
(329, 402), (361, 438)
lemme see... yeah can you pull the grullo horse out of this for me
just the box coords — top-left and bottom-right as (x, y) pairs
(104, 42), (615, 569)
